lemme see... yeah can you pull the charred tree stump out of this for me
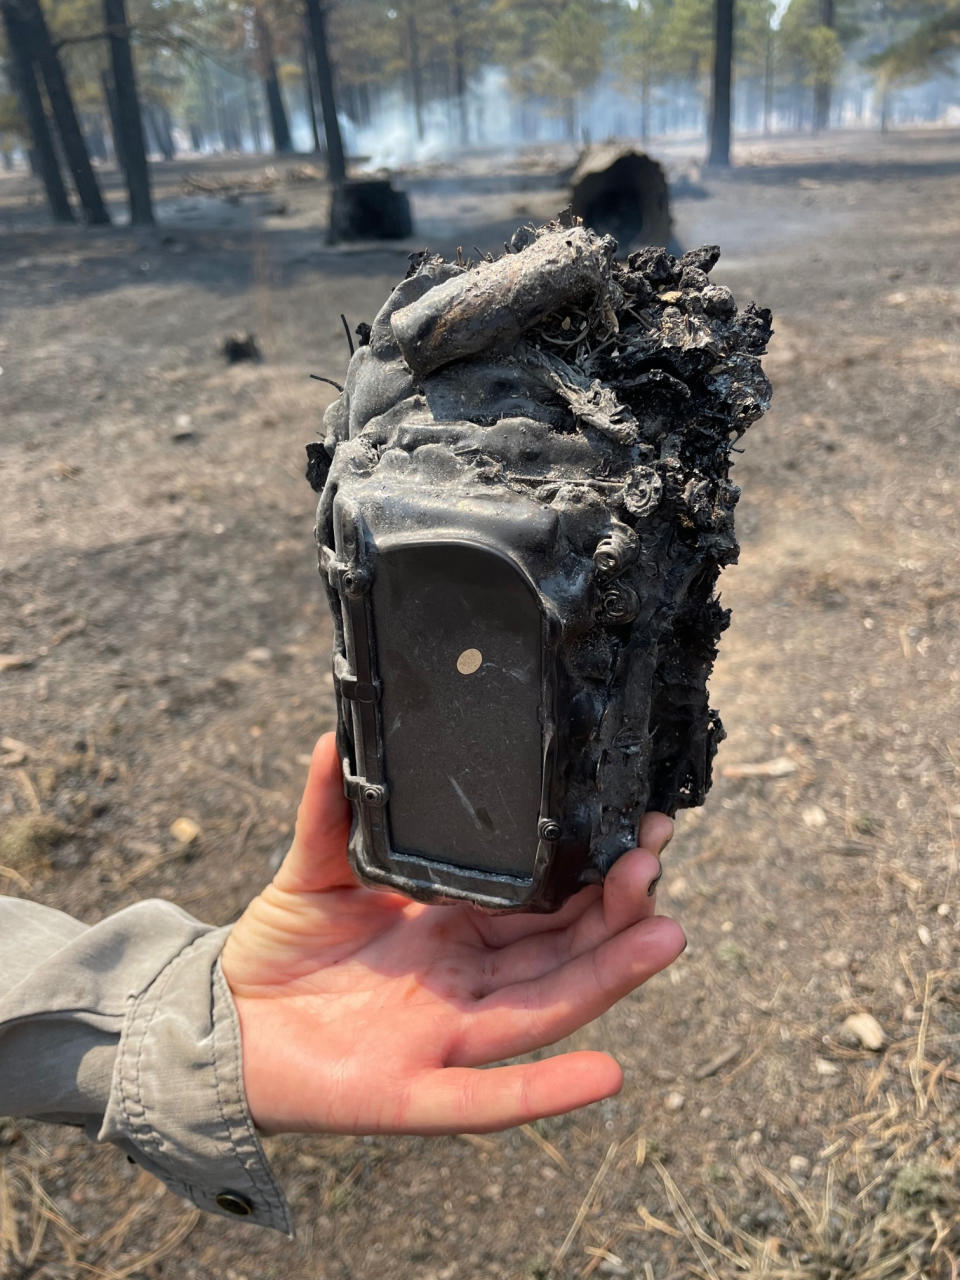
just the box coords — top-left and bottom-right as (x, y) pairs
(328, 178), (412, 243)
(570, 147), (672, 251)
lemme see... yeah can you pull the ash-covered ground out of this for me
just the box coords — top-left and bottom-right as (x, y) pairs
(1, 128), (958, 1279)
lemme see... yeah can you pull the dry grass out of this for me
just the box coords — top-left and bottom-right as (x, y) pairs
(523, 962), (960, 1279)
(0, 1138), (200, 1280)
(0, 814), (69, 879)
(631, 965), (960, 1280)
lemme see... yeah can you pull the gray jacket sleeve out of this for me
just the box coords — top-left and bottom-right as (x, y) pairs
(0, 896), (292, 1234)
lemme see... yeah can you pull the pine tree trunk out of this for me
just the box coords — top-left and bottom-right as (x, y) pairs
(104, 0), (153, 223)
(340, 82), (358, 124)
(8, 0), (109, 222)
(763, 26), (774, 134)
(254, 7), (293, 153)
(141, 106), (159, 154)
(245, 76), (264, 151)
(214, 79), (242, 151)
(812, 80), (830, 131)
(708, 0), (734, 166)
(879, 87), (890, 132)
(101, 68), (124, 168)
(224, 106), (243, 152)
(157, 103), (176, 157)
(448, 2), (469, 145)
(199, 60), (218, 149)
(301, 29), (322, 152)
(85, 114), (108, 161)
(304, 0), (346, 183)
(407, 11), (425, 141)
(813, 0), (835, 131)
(1, 0), (73, 221)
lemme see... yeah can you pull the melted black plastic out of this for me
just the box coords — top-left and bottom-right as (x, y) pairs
(310, 222), (772, 911)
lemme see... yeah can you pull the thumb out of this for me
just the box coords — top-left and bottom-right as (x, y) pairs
(273, 732), (354, 893)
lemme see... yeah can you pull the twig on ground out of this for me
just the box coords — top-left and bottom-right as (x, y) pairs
(553, 1141), (619, 1270)
(520, 1124), (571, 1175)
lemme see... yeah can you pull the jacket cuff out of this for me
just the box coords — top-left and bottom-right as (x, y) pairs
(99, 925), (293, 1235)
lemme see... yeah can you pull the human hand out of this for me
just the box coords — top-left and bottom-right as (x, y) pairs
(221, 734), (685, 1136)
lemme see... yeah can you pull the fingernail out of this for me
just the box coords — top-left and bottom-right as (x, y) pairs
(647, 861), (663, 897)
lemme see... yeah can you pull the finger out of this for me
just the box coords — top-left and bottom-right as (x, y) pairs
(479, 848), (663, 993)
(565, 823), (670, 946)
(396, 1052), (623, 1134)
(468, 881), (603, 949)
(598, 846), (663, 939)
(638, 811), (673, 856)
(273, 732), (354, 893)
(454, 914), (686, 1066)
(471, 818), (671, 951)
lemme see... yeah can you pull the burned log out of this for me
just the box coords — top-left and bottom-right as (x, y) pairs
(310, 221), (772, 912)
(571, 146), (672, 251)
(390, 226), (616, 377)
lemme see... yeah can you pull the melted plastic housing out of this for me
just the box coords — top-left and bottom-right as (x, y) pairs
(309, 223), (773, 912)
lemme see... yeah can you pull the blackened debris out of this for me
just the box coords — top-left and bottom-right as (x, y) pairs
(221, 332), (261, 363)
(681, 244), (722, 273)
(305, 441), (331, 493)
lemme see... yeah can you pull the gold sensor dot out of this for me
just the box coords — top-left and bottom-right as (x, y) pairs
(456, 648), (483, 675)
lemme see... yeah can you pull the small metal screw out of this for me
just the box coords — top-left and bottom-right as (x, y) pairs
(343, 566), (372, 597)
(362, 786), (381, 804)
(539, 819), (561, 842)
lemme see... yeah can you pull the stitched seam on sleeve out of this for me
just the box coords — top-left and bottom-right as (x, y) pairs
(117, 929), (290, 1231)
(211, 963), (291, 1227)
(123, 930), (211, 1155)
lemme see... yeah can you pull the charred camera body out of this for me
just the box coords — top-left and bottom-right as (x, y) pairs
(308, 221), (772, 912)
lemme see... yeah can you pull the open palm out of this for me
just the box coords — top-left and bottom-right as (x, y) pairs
(222, 734), (685, 1136)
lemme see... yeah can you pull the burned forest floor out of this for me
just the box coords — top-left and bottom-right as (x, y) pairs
(1, 127), (959, 1280)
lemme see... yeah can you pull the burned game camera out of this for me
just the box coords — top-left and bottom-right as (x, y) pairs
(309, 223), (772, 912)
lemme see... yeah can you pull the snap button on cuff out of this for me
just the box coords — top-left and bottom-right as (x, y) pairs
(216, 1191), (254, 1216)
